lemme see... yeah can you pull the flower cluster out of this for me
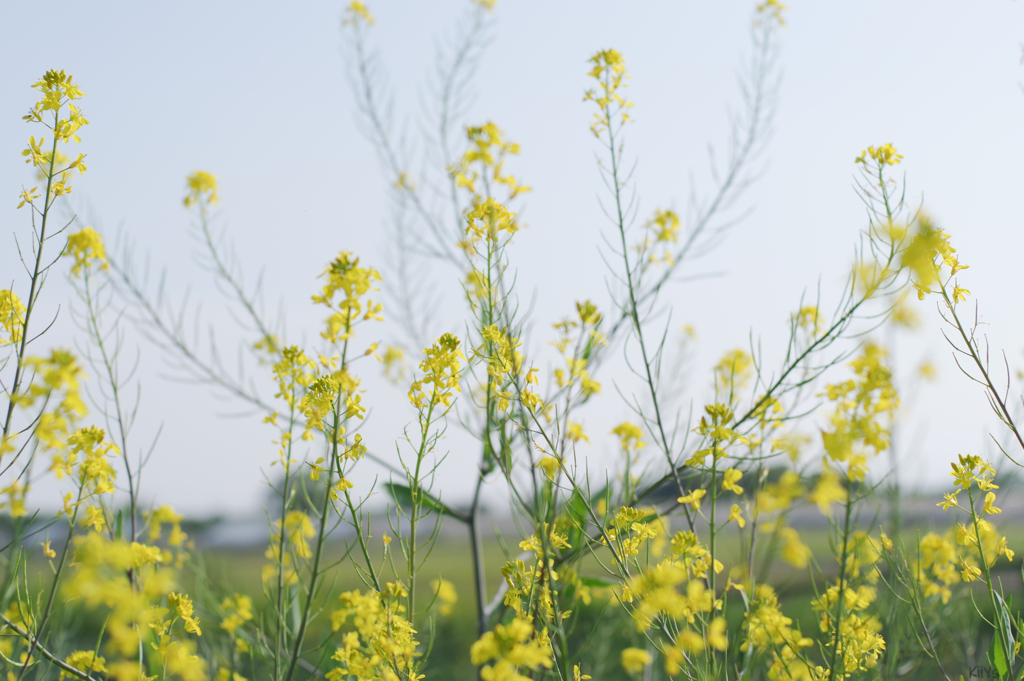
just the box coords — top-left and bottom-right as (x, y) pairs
(470, 617), (553, 681)
(938, 454), (1015, 576)
(855, 143), (902, 167)
(5, 350), (87, 459)
(217, 593), (254, 660)
(450, 121), (530, 201)
(640, 208), (682, 266)
(64, 226), (109, 277)
(271, 346), (316, 412)
(611, 421), (645, 451)
(19, 70), (89, 204)
(475, 324), (524, 409)
(299, 370), (363, 437)
(584, 49), (632, 138)
(900, 215), (969, 302)
(63, 530), (204, 679)
(431, 579), (458, 616)
(0, 291), (26, 348)
(183, 170), (219, 207)
(342, 0), (374, 27)
(51, 426), (120, 514)
(741, 585), (814, 679)
(714, 348), (754, 399)
(548, 301), (605, 406)
(602, 506), (666, 559)
(686, 403), (749, 466)
(819, 342), (897, 481)
(755, 0), (788, 28)
(327, 588), (420, 681)
(263, 511), (317, 588)
(313, 252), (383, 344)
(810, 581), (886, 676)
(148, 505), (189, 547)
(462, 198), (521, 255)
(408, 333), (464, 408)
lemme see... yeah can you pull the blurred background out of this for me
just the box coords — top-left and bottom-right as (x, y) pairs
(1, 0), (1023, 525)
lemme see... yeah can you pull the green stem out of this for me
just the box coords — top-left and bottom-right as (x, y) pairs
(283, 355), (347, 681)
(969, 486), (1012, 677)
(406, 397), (437, 619)
(17, 484), (85, 681)
(3, 121), (62, 450)
(826, 480), (856, 681)
(273, 403), (297, 681)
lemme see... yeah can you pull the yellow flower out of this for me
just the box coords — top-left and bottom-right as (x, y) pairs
(538, 456), (560, 481)
(183, 170), (219, 207)
(17, 186), (40, 209)
(41, 540), (56, 559)
(573, 665), (591, 681)
(938, 491), (959, 511)
(955, 522), (974, 546)
(722, 468), (744, 495)
(82, 505), (106, 531)
(714, 349), (754, 393)
(169, 592), (202, 635)
(809, 470), (846, 515)
(567, 421), (590, 444)
(677, 489), (706, 511)
(432, 579), (458, 616)
(450, 122), (530, 202)
(584, 49), (632, 138)
(343, 1), (375, 26)
(855, 143), (902, 167)
(728, 504), (746, 528)
(755, 0), (787, 27)
(902, 217), (965, 299)
(381, 345), (406, 383)
(465, 197), (520, 246)
(779, 527), (812, 568)
(612, 422), (645, 450)
(61, 651), (106, 680)
(960, 558), (981, 582)
(996, 537), (1015, 563)
(409, 333), (464, 408)
(471, 617), (552, 676)
(707, 616), (728, 651)
(646, 208), (681, 243)
(983, 492), (1001, 515)
(64, 227), (109, 276)
(0, 290), (27, 346)
(794, 306), (823, 335)
(879, 532), (893, 551)
(621, 648), (651, 674)
(220, 594), (253, 636)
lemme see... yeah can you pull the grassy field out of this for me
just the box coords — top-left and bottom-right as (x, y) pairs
(170, 519), (1024, 680)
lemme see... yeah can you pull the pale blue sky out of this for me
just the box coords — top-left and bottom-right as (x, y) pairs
(1, 1), (1023, 515)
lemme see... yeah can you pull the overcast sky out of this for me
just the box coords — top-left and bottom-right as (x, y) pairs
(2, 1), (1023, 516)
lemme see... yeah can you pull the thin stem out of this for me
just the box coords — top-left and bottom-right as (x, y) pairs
(3, 122), (62, 450)
(0, 613), (100, 681)
(826, 482), (856, 681)
(17, 486), (84, 681)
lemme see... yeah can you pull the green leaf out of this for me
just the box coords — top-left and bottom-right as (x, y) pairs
(384, 483), (466, 522)
(114, 509), (123, 541)
(992, 591), (1014, 678)
(993, 632), (1008, 678)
